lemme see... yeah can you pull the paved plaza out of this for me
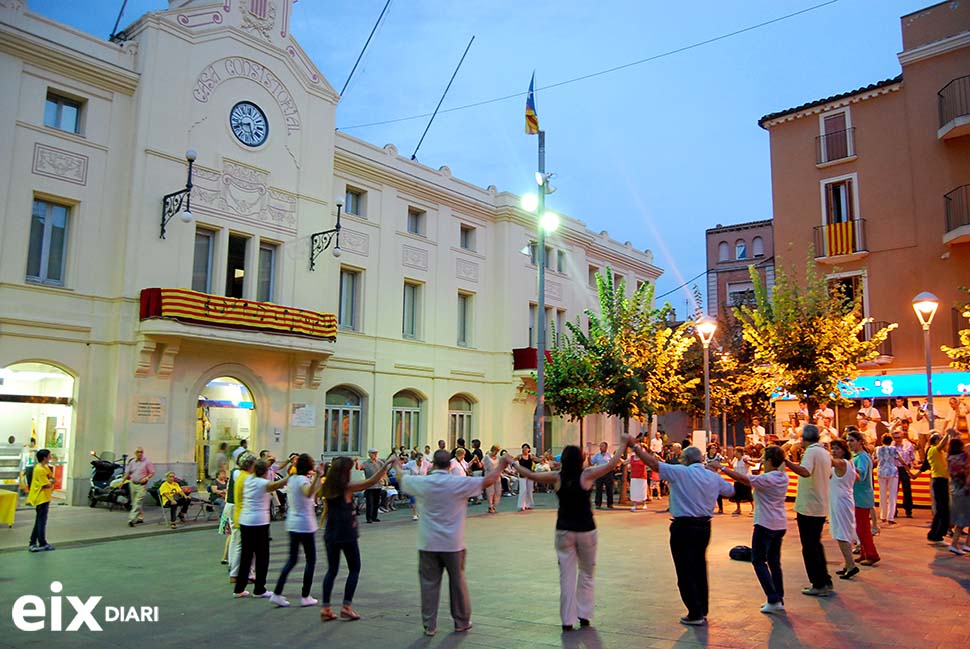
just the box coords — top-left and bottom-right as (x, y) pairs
(1, 494), (969, 649)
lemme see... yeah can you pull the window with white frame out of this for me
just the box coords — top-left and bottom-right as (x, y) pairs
(727, 281), (756, 309)
(823, 177), (855, 224)
(555, 309), (565, 347)
(338, 268), (361, 331)
(192, 228), (215, 293)
(718, 241), (729, 262)
(544, 245), (554, 269)
(257, 242), (277, 302)
(44, 92), (82, 134)
(225, 234), (248, 298)
(345, 188), (364, 217)
(27, 199), (70, 286)
(557, 250), (566, 273)
(827, 272), (867, 316)
(459, 224), (476, 251)
(528, 303), (537, 347)
(529, 241), (538, 266)
(324, 386), (363, 455)
(819, 110), (852, 163)
(457, 292), (472, 346)
(752, 236), (765, 258)
(735, 239), (747, 260)
(448, 395), (473, 448)
(392, 390), (421, 450)
(403, 281), (421, 338)
(407, 207), (425, 236)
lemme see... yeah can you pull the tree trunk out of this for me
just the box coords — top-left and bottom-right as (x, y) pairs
(579, 416), (585, 451)
(620, 414), (630, 505)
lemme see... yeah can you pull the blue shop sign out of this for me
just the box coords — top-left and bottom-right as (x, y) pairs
(840, 372), (969, 398)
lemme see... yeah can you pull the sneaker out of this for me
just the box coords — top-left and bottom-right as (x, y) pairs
(256, 591), (273, 599)
(412, 515), (419, 521)
(961, 545), (970, 552)
(424, 627), (436, 636)
(948, 546), (966, 556)
(269, 594), (290, 607)
(300, 596), (318, 607)
(454, 623), (473, 633)
(233, 591), (251, 599)
(679, 616), (706, 626)
(40, 544), (55, 552)
(801, 586), (830, 597)
(28, 545), (41, 553)
(630, 506), (637, 512)
(760, 602), (786, 614)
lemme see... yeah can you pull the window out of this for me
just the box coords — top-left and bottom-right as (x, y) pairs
(457, 292), (472, 346)
(588, 265), (599, 287)
(528, 304), (537, 347)
(324, 387), (362, 455)
(192, 229), (214, 293)
(752, 236), (765, 258)
(345, 188), (364, 217)
(555, 309), (565, 347)
(44, 92), (81, 133)
(407, 207), (425, 236)
(448, 395), (473, 448)
(459, 224), (476, 251)
(613, 273), (625, 292)
(819, 111), (852, 163)
(557, 250), (566, 273)
(636, 279), (646, 292)
(257, 242), (277, 302)
(27, 199), (69, 286)
(544, 245), (554, 269)
(403, 281), (420, 338)
(727, 281), (756, 308)
(735, 239), (747, 260)
(529, 241), (538, 266)
(225, 234), (248, 298)
(338, 268), (360, 331)
(392, 390), (421, 450)
(824, 178), (855, 224)
(828, 273), (866, 315)
(718, 241), (729, 262)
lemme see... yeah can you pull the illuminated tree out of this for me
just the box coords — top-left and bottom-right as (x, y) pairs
(941, 288), (970, 370)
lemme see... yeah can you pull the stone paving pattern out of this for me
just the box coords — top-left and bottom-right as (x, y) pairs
(1, 493), (968, 649)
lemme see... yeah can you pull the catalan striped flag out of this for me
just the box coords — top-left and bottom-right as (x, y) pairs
(826, 220), (855, 256)
(525, 73), (539, 135)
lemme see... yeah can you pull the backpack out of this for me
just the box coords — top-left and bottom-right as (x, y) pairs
(729, 545), (752, 562)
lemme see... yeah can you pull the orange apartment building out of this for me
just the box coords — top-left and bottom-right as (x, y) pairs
(758, 1), (970, 422)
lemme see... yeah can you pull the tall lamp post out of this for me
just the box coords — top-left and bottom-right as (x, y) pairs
(522, 173), (558, 454)
(912, 292), (940, 430)
(695, 315), (718, 444)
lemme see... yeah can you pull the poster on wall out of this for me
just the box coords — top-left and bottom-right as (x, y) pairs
(132, 396), (168, 424)
(290, 403), (316, 428)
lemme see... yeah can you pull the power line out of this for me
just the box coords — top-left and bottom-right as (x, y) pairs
(656, 270), (708, 301)
(336, 0), (841, 131)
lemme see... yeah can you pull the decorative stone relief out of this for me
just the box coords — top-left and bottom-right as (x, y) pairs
(286, 45), (319, 84)
(308, 359), (323, 389)
(456, 258), (479, 282)
(176, 9), (223, 27)
(191, 158), (297, 235)
(134, 340), (157, 378)
(293, 357), (311, 388)
(340, 229), (369, 256)
(402, 245), (429, 271)
(546, 280), (562, 301)
(0, 0), (26, 12)
(241, 0), (276, 41)
(193, 57), (301, 133)
(32, 143), (88, 185)
(157, 342), (180, 378)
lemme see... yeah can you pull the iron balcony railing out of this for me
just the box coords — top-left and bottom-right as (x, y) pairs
(813, 219), (867, 258)
(816, 127), (856, 164)
(938, 75), (970, 128)
(861, 320), (893, 358)
(944, 185), (970, 233)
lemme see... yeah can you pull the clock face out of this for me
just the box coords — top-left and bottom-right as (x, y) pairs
(229, 101), (268, 147)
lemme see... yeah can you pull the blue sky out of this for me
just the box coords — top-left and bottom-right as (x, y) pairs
(31, 0), (928, 314)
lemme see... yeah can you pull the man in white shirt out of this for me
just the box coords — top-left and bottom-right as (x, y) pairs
(890, 398), (912, 425)
(650, 432), (664, 454)
(590, 442), (615, 510)
(749, 417), (766, 446)
(231, 439), (248, 463)
(785, 424), (833, 597)
(396, 451), (511, 637)
(819, 417), (838, 444)
(856, 414), (877, 445)
(813, 401), (834, 425)
(858, 398), (881, 424)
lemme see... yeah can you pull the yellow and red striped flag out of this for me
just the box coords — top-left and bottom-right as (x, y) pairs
(525, 73), (539, 135)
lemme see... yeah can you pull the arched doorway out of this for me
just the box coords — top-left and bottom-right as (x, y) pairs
(0, 362), (75, 499)
(197, 376), (255, 481)
(324, 386), (364, 456)
(447, 394), (474, 448)
(392, 390), (422, 451)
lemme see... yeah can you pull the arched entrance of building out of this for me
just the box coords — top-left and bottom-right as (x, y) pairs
(197, 376), (255, 481)
(0, 362), (75, 499)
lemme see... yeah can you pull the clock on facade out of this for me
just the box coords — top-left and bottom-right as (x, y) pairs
(229, 101), (268, 147)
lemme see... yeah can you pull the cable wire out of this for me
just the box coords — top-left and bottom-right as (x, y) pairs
(337, 0), (841, 131)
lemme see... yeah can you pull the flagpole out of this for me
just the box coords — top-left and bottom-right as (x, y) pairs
(534, 129), (546, 454)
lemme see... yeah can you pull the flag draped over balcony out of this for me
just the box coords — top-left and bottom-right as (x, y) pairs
(525, 73), (539, 135)
(826, 220), (855, 256)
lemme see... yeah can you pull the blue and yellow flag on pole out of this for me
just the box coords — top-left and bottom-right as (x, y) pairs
(525, 73), (539, 135)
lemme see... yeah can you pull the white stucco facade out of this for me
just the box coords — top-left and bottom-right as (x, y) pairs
(0, 0), (662, 503)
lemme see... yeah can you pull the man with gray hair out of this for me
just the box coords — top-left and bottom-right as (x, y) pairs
(630, 443), (734, 626)
(123, 447), (154, 527)
(785, 423), (833, 596)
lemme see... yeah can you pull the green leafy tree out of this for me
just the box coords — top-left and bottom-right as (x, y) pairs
(942, 288), (970, 370)
(734, 254), (897, 408)
(543, 334), (601, 448)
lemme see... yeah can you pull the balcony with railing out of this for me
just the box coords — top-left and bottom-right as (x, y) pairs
(944, 184), (970, 245)
(938, 75), (970, 140)
(859, 320), (893, 366)
(512, 347), (553, 372)
(813, 219), (868, 263)
(816, 127), (856, 165)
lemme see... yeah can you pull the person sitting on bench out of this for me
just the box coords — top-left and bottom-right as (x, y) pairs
(160, 472), (190, 529)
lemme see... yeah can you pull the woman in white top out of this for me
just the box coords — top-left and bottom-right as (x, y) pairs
(730, 447), (755, 515)
(874, 434), (901, 524)
(828, 439), (859, 580)
(483, 445), (502, 513)
(270, 454), (323, 607)
(449, 448), (469, 476)
(233, 458), (291, 599)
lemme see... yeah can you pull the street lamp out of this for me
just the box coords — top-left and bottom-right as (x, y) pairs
(159, 149), (197, 239)
(912, 291), (940, 430)
(308, 197), (345, 270)
(695, 314), (718, 444)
